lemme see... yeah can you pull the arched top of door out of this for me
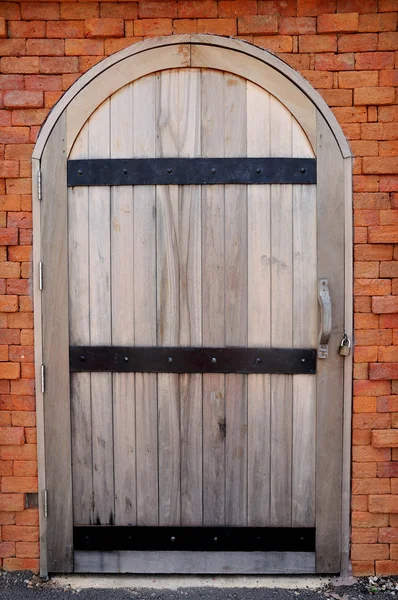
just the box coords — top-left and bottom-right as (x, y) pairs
(33, 34), (352, 161)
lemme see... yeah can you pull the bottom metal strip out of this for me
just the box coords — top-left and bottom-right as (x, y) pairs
(74, 551), (316, 574)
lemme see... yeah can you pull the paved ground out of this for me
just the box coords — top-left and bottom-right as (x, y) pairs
(0, 572), (397, 600)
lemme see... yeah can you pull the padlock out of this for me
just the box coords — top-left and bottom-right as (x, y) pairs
(339, 333), (351, 357)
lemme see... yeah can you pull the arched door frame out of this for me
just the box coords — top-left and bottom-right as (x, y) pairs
(32, 35), (353, 577)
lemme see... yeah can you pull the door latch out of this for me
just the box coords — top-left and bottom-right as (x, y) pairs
(318, 278), (332, 359)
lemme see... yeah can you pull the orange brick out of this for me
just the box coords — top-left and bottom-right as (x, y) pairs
(352, 561), (375, 576)
(16, 509), (38, 527)
(369, 495), (398, 513)
(134, 19), (173, 36)
(318, 12), (359, 33)
(85, 18), (124, 38)
(354, 209), (379, 226)
(315, 53), (355, 70)
(0, 445), (36, 461)
(355, 227), (368, 242)
(352, 495), (368, 511)
(27, 39), (64, 57)
(3, 557), (39, 572)
(352, 429), (372, 445)
(364, 158), (398, 175)
(0, 542), (15, 558)
(376, 560), (398, 576)
(380, 142), (398, 158)
(198, 19), (237, 35)
(299, 34), (336, 52)
(256, 36), (293, 53)
(356, 87), (396, 106)
(362, 123), (398, 140)
(25, 75), (62, 91)
(378, 32), (398, 51)
(178, 1), (217, 18)
(373, 430), (398, 448)
(352, 543), (389, 561)
(379, 347), (398, 362)
(0, 460), (12, 476)
(337, 0), (376, 11)
(3, 525), (38, 542)
(380, 210), (398, 225)
(373, 296), (398, 314)
(355, 315), (378, 332)
(297, 0), (336, 17)
(40, 57), (79, 74)
(371, 363), (398, 380)
(381, 176), (398, 193)
(356, 52), (395, 70)
(60, 3), (99, 19)
(369, 227), (398, 244)
(355, 329), (392, 346)
(379, 528), (398, 544)
(279, 17), (315, 34)
(355, 244), (393, 261)
(173, 19), (198, 34)
(359, 13), (397, 32)
(378, 396), (398, 412)
(0, 40), (26, 57)
(334, 106), (367, 123)
(352, 462), (377, 478)
(352, 528), (378, 544)
(1, 477), (37, 493)
(0, 296), (18, 313)
(353, 396), (376, 412)
(355, 279), (391, 296)
(0, 363), (19, 380)
(15, 541), (39, 558)
(353, 446), (391, 462)
(13, 461), (37, 477)
(0, 494), (24, 512)
(353, 413), (390, 430)
(351, 142), (379, 158)
(354, 363), (369, 380)
(46, 20), (85, 38)
(1, 57), (39, 74)
(138, 1), (176, 18)
(339, 33), (377, 52)
(8, 20), (45, 38)
(238, 15), (278, 34)
(21, 2), (59, 20)
(3, 91), (43, 110)
(354, 176), (379, 192)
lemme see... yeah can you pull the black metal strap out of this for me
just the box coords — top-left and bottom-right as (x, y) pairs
(67, 158), (316, 186)
(74, 526), (315, 552)
(70, 346), (316, 374)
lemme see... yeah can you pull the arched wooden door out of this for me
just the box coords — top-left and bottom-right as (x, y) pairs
(33, 36), (353, 576)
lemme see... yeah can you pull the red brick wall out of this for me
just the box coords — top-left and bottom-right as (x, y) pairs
(0, 0), (397, 577)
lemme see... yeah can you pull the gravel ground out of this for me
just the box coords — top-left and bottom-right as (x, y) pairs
(0, 572), (397, 600)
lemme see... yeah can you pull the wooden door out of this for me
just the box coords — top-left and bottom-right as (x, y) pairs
(37, 37), (351, 576)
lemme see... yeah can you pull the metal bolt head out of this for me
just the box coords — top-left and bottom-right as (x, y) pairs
(211, 357), (217, 364)
(167, 168), (172, 175)
(213, 537), (218, 542)
(171, 536), (175, 542)
(300, 167), (306, 174)
(80, 355), (86, 362)
(211, 168), (216, 174)
(301, 358), (306, 363)
(124, 356), (129, 362)
(167, 356), (173, 363)
(256, 357), (261, 364)
(123, 169), (128, 175)
(256, 168), (261, 174)
(77, 170), (83, 176)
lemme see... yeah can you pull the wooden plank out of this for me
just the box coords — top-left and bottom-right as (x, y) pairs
(75, 551), (316, 574)
(316, 113), (345, 573)
(269, 97), (293, 527)
(110, 83), (136, 526)
(178, 69), (203, 526)
(246, 81), (271, 526)
(224, 73), (248, 526)
(41, 113), (73, 571)
(68, 122), (93, 527)
(201, 70), (225, 525)
(132, 74), (159, 526)
(88, 99), (114, 526)
(292, 119), (317, 528)
(156, 70), (181, 526)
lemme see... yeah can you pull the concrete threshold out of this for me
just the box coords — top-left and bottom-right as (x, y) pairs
(52, 575), (331, 590)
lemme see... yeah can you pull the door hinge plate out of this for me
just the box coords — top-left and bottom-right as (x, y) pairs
(37, 170), (42, 201)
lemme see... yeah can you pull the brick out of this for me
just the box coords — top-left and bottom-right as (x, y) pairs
(355, 313), (378, 329)
(318, 12), (358, 33)
(8, 246), (32, 261)
(354, 363), (369, 380)
(1, 477), (37, 493)
(0, 76), (24, 91)
(27, 39), (64, 57)
(379, 347), (398, 362)
(351, 142), (379, 158)
(315, 53), (355, 70)
(0, 4), (20, 19)
(0, 363), (19, 380)
(356, 86), (396, 107)
(133, 18), (173, 36)
(351, 544), (389, 560)
(1, 57), (39, 74)
(379, 32), (398, 52)
(138, 1), (176, 18)
(380, 72), (398, 88)
(352, 462), (377, 478)
(2, 526), (38, 543)
(3, 557), (39, 572)
(256, 36), (293, 53)
(340, 33), (377, 53)
(104, 38), (141, 55)
(380, 210), (398, 224)
(352, 429), (371, 444)
(257, 0), (296, 14)
(381, 176), (398, 193)
(0, 542), (15, 558)
(21, 3), (59, 18)
(198, 19), (237, 36)
(352, 495), (368, 511)
(299, 34), (336, 52)
(369, 495), (398, 513)
(15, 541), (39, 559)
(352, 561), (375, 576)
(297, 0), (337, 16)
(373, 297), (398, 314)
(178, 1), (217, 18)
(13, 462), (37, 477)
(364, 158), (398, 175)
(378, 396), (398, 412)
(353, 396), (376, 412)
(334, 106), (367, 123)
(337, 0), (377, 10)
(362, 123), (398, 140)
(0, 296), (18, 313)
(8, 20), (45, 38)
(9, 346), (34, 364)
(353, 413), (390, 429)
(25, 75), (61, 91)
(11, 108), (48, 127)
(172, 19), (198, 34)
(16, 509), (38, 527)
(0, 494), (24, 512)
(353, 176), (379, 193)
(46, 20), (85, 38)
(0, 460), (12, 476)
(380, 142), (398, 158)
(238, 16), (278, 34)
(339, 71), (378, 89)
(369, 227), (398, 244)
(40, 57), (79, 74)
(354, 209), (379, 226)
(0, 162), (19, 178)
(3, 91), (43, 110)
(354, 279), (391, 296)
(61, 3), (99, 19)
(356, 52), (395, 70)
(376, 560), (398, 576)
(0, 40), (26, 57)
(378, 462), (398, 477)
(85, 18), (124, 38)
(352, 446), (390, 462)
(359, 13), (397, 32)
(372, 430), (398, 447)
(355, 244), (393, 261)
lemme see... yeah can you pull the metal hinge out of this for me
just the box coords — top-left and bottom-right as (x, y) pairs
(39, 261), (43, 291)
(41, 364), (45, 394)
(37, 170), (42, 201)
(44, 489), (48, 519)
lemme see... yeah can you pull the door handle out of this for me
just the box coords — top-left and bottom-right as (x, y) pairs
(318, 278), (332, 359)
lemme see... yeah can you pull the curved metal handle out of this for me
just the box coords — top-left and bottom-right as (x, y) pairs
(318, 278), (332, 359)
